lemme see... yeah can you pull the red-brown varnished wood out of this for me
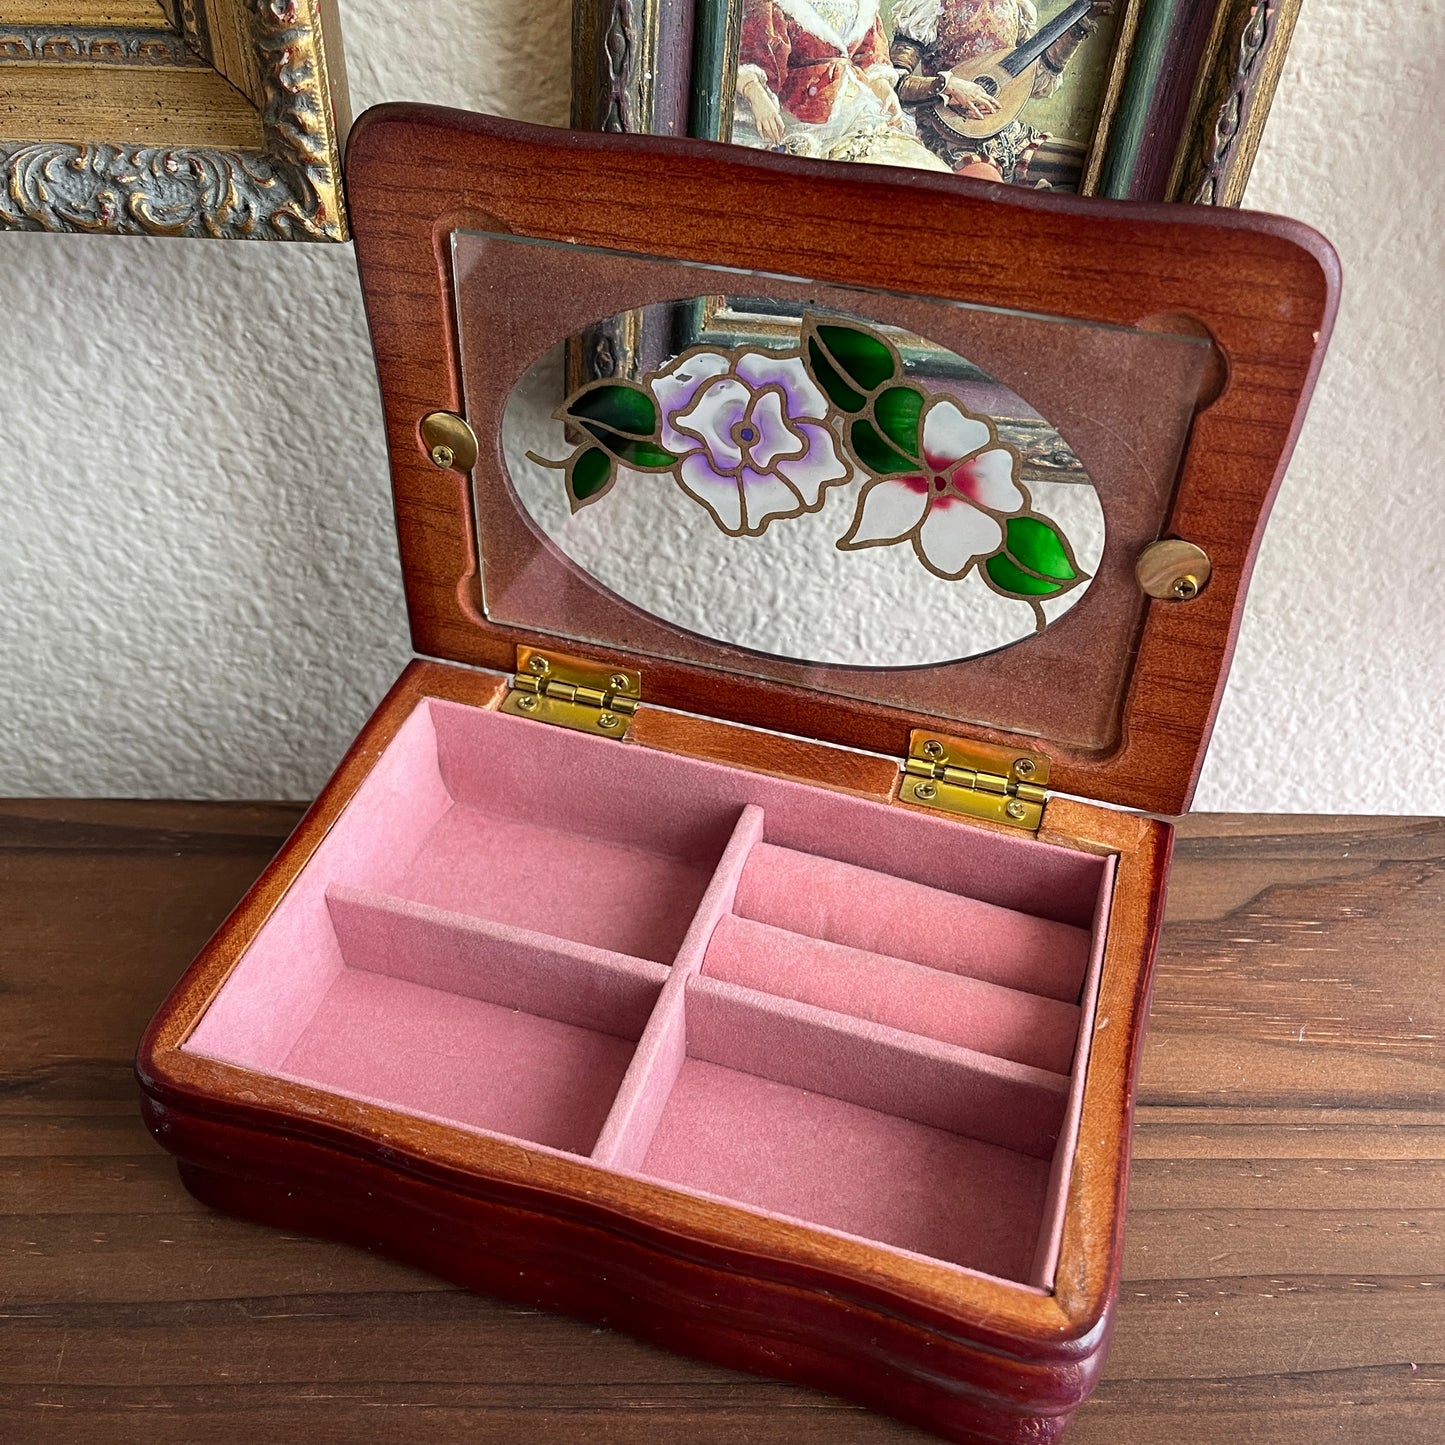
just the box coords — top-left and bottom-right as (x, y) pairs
(630, 706), (899, 800)
(345, 104), (1338, 818)
(133, 659), (1169, 1443)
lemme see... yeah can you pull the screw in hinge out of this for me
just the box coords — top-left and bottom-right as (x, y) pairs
(596, 712), (620, 730)
(429, 443), (455, 469)
(1014, 757), (1036, 778)
(608, 674), (631, 693)
(516, 694), (538, 711)
(913, 780), (938, 800)
(923, 740), (945, 760)
(1005, 799), (1028, 820)
(527, 656), (550, 676)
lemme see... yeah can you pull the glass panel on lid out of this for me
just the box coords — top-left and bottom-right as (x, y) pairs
(505, 308), (1102, 663)
(453, 230), (1215, 752)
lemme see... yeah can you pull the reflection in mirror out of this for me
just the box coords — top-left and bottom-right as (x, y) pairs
(501, 303), (1105, 667)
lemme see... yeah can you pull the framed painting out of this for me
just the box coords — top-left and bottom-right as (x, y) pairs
(0, 0), (349, 239)
(573, 0), (1303, 203)
(569, 0), (1303, 412)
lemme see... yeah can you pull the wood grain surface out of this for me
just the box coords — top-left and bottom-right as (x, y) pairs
(3, 801), (1441, 1443)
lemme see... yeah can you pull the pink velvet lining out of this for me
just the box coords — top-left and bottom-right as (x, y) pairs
(702, 914), (1079, 1073)
(325, 886), (667, 1038)
(592, 805), (766, 1169)
(733, 843), (1091, 1000)
(388, 810), (716, 963)
(643, 1058), (1051, 1281)
(281, 968), (637, 1154)
(183, 695), (1114, 1292)
(1029, 850), (1116, 1288)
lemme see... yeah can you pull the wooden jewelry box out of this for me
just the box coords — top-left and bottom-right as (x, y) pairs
(137, 106), (1337, 1443)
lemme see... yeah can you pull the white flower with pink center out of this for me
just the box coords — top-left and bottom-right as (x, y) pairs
(651, 348), (849, 536)
(837, 397), (1025, 578)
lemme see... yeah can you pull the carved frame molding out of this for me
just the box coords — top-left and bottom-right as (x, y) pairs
(1172, 0), (1305, 206)
(0, 0), (350, 240)
(572, 0), (661, 136)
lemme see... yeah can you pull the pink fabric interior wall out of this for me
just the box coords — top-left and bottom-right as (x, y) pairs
(639, 977), (1066, 1281)
(183, 696), (1114, 1289)
(1029, 852), (1116, 1287)
(185, 702), (455, 1070)
(423, 702), (1105, 927)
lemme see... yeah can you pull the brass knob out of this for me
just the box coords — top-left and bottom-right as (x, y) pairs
(420, 410), (478, 472)
(1137, 540), (1212, 601)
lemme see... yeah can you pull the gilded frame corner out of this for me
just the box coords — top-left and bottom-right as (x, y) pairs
(0, 0), (350, 240)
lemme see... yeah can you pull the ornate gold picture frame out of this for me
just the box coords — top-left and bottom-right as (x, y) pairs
(0, 0), (349, 239)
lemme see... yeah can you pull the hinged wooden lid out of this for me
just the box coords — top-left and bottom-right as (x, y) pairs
(346, 105), (1337, 817)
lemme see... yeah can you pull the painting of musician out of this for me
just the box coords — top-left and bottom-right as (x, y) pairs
(891, 0), (1111, 183)
(728, 0), (1118, 191)
(732, 0), (952, 170)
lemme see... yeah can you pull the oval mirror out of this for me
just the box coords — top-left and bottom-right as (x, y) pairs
(500, 300), (1104, 668)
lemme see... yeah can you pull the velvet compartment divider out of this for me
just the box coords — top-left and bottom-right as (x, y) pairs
(182, 697), (1113, 1294)
(596, 828), (1112, 1291)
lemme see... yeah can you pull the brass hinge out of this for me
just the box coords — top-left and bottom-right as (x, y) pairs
(900, 730), (1050, 831)
(499, 647), (641, 739)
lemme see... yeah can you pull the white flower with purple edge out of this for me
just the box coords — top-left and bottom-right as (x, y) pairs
(651, 348), (849, 536)
(837, 396), (1026, 578)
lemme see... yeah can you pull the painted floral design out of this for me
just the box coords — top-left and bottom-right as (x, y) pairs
(652, 349), (848, 536)
(534, 311), (1085, 625)
(838, 397), (1024, 579)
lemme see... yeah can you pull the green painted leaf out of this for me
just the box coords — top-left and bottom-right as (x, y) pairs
(567, 382), (657, 437)
(807, 336), (866, 413)
(581, 424), (676, 469)
(873, 386), (923, 459)
(850, 419), (918, 476)
(985, 553), (1064, 597)
(1004, 516), (1076, 581)
(816, 324), (897, 390)
(570, 446), (613, 502)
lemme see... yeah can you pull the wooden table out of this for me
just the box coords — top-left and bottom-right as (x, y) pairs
(3, 802), (1441, 1443)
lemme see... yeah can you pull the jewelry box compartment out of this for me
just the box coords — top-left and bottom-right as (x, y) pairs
(183, 694), (1113, 1291)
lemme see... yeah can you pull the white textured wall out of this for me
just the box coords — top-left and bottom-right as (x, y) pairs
(0, 1), (570, 799)
(0, 0), (1440, 810)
